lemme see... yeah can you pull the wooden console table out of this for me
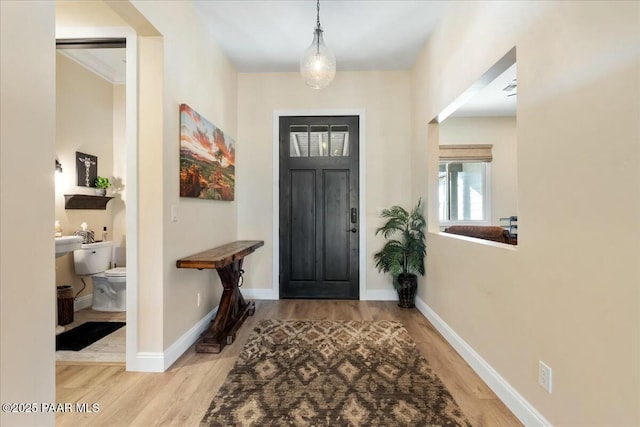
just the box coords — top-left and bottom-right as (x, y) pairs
(176, 240), (264, 353)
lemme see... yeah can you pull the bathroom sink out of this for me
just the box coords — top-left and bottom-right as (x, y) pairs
(55, 235), (83, 258)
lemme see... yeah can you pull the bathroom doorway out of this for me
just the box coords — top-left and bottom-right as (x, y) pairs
(54, 37), (129, 363)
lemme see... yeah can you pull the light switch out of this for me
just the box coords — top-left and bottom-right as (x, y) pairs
(171, 204), (178, 222)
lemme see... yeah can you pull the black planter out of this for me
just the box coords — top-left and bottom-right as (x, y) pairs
(396, 274), (417, 308)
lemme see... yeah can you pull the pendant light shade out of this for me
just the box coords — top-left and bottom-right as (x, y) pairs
(300, 0), (336, 89)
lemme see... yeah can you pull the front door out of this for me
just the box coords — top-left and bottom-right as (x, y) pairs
(279, 116), (359, 299)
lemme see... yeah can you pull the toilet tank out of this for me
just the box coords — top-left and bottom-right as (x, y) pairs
(73, 241), (113, 275)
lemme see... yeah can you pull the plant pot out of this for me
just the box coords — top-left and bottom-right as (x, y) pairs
(95, 188), (106, 197)
(396, 274), (417, 308)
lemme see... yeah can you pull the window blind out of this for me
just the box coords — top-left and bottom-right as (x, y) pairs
(439, 144), (493, 162)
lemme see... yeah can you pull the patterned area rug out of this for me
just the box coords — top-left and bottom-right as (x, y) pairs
(200, 319), (471, 426)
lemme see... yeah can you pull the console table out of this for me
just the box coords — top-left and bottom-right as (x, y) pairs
(176, 240), (264, 353)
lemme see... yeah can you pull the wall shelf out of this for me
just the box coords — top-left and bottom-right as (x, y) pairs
(64, 194), (113, 210)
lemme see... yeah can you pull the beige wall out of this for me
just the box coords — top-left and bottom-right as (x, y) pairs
(131, 0), (239, 348)
(0, 1), (56, 426)
(439, 116), (518, 225)
(237, 71), (412, 295)
(56, 0), (127, 27)
(137, 34), (164, 352)
(55, 53), (116, 299)
(412, 1), (640, 425)
(3, 2), (636, 423)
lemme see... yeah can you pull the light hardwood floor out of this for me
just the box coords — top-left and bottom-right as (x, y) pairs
(56, 300), (522, 426)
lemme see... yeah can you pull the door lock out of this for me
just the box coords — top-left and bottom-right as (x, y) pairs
(346, 228), (357, 233)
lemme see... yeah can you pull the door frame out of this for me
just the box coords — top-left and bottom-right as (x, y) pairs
(272, 109), (366, 300)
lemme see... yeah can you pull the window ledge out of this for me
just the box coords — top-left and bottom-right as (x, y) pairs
(439, 220), (491, 229)
(433, 231), (518, 250)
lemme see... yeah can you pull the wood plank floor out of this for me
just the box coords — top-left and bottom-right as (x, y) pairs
(56, 300), (522, 426)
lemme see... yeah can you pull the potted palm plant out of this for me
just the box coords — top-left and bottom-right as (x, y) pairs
(373, 199), (426, 308)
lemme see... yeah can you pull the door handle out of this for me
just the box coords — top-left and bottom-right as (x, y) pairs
(346, 228), (357, 233)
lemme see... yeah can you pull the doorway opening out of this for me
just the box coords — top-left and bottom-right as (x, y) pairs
(54, 37), (128, 363)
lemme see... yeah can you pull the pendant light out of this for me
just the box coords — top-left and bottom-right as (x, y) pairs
(300, 0), (336, 89)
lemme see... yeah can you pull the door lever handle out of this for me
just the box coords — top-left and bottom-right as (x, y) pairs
(346, 228), (357, 233)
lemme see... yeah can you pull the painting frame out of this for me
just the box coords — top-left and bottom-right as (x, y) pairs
(76, 151), (98, 187)
(179, 104), (236, 201)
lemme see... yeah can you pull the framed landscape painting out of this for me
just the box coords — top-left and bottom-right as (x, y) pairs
(179, 104), (235, 200)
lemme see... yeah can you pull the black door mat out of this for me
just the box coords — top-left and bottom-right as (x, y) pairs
(56, 321), (125, 351)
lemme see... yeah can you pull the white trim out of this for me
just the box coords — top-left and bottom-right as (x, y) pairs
(132, 352), (164, 372)
(241, 288), (276, 300)
(56, 26), (139, 373)
(362, 289), (397, 301)
(162, 306), (218, 370)
(123, 32), (138, 374)
(415, 296), (552, 427)
(128, 306), (218, 372)
(73, 294), (93, 311)
(57, 49), (125, 85)
(272, 109), (366, 300)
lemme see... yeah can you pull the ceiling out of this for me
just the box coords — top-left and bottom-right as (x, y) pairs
(58, 48), (126, 85)
(56, 0), (516, 116)
(452, 63), (517, 117)
(192, 0), (447, 72)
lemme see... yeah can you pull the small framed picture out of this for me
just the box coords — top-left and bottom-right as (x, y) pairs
(76, 151), (97, 187)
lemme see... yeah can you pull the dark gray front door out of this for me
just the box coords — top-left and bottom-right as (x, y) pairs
(279, 116), (359, 299)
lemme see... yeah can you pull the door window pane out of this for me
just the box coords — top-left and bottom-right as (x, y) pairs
(330, 125), (349, 156)
(310, 125), (329, 157)
(289, 125), (308, 157)
(290, 124), (351, 157)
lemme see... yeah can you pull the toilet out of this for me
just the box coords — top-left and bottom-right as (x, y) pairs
(73, 241), (126, 312)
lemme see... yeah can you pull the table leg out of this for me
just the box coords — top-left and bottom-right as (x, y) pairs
(195, 258), (255, 353)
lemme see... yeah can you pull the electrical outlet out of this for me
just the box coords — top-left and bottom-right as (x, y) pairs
(538, 360), (553, 393)
(197, 292), (201, 307)
(171, 204), (178, 222)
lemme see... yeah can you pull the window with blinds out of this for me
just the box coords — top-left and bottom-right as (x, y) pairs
(439, 144), (492, 162)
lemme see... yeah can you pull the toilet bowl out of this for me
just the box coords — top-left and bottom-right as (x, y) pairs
(73, 242), (126, 312)
(92, 267), (126, 312)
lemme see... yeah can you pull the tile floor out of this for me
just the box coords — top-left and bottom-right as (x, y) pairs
(56, 308), (125, 364)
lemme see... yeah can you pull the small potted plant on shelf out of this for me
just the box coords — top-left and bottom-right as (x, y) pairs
(373, 199), (426, 308)
(94, 176), (111, 196)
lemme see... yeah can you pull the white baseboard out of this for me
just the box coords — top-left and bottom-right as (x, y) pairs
(241, 288), (276, 300)
(132, 352), (164, 372)
(74, 294), (93, 311)
(131, 306), (218, 372)
(162, 305), (218, 370)
(240, 288), (397, 301)
(362, 289), (397, 301)
(414, 296), (552, 427)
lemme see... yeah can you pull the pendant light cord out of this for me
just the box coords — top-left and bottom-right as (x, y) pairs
(315, 0), (322, 53)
